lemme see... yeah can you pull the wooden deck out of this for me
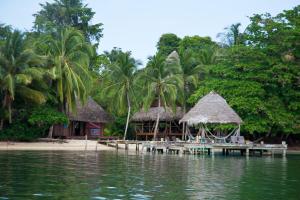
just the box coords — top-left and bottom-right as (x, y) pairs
(98, 140), (287, 157)
(141, 141), (287, 156)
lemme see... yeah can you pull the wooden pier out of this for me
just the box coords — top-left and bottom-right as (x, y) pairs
(99, 140), (143, 151)
(141, 141), (288, 157)
(99, 140), (287, 157)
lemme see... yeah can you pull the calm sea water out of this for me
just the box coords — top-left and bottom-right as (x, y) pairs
(0, 151), (299, 200)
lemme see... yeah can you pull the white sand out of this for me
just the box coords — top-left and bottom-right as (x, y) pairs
(0, 140), (120, 151)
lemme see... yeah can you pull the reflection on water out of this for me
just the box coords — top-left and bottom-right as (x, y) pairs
(0, 151), (299, 200)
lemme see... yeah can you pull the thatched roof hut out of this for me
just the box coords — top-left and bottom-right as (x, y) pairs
(180, 91), (242, 125)
(68, 97), (113, 123)
(131, 107), (184, 122)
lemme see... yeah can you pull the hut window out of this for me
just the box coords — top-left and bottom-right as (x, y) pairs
(90, 128), (101, 136)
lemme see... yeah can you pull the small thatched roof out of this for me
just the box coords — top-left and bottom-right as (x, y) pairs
(68, 97), (113, 123)
(180, 91), (242, 125)
(131, 107), (184, 122)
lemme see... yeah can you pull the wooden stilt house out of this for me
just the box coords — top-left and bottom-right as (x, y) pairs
(131, 106), (184, 140)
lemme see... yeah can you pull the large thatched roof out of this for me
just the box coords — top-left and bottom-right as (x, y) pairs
(68, 97), (113, 123)
(131, 107), (184, 122)
(180, 91), (242, 125)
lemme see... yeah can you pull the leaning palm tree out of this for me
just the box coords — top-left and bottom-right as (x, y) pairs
(139, 54), (183, 140)
(102, 51), (140, 140)
(0, 30), (46, 127)
(44, 27), (93, 113)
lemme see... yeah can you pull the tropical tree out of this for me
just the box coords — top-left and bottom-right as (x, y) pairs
(43, 27), (93, 114)
(33, 0), (103, 44)
(139, 54), (183, 140)
(157, 33), (181, 57)
(101, 49), (140, 140)
(217, 23), (244, 46)
(175, 50), (203, 112)
(0, 30), (46, 128)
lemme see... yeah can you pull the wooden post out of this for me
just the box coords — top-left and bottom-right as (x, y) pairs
(225, 149), (229, 156)
(85, 134), (88, 151)
(125, 141), (128, 150)
(246, 148), (249, 156)
(182, 122), (185, 141)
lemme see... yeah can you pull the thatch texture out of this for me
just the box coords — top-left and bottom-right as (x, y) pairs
(68, 97), (113, 123)
(131, 107), (184, 122)
(180, 91), (242, 125)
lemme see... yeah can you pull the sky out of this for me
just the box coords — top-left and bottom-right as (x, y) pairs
(0, 0), (299, 65)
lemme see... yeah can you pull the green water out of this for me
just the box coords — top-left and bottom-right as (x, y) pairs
(0, 151), (299, 200)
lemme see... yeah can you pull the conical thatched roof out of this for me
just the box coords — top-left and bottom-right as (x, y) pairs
(131, 107), (184, 122)
(180, 91), (242, 125)
(68, 97), (113, 123)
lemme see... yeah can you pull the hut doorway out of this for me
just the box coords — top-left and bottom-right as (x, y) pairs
(73, 121), (85, 137)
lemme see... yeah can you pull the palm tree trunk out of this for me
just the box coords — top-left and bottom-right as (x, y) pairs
(123, 93), (131, 140)
(48, 125), (54, 138)
(7, 100), (12, 124)
(153, 96), (161, 141)
(3, 93), (12, 124)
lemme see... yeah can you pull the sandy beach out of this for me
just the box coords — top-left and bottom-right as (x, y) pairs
(0, 140), (140, 151)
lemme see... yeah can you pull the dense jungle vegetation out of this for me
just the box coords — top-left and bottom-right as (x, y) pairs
(0, 0), (299, 143)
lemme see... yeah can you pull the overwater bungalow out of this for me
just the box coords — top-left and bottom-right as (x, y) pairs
(53, 97), (113, 139)
(180, 91), (242, 142)
(131, 106), (184, 140)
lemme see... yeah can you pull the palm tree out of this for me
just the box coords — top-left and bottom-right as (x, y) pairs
(167, 50), (203, 113)
(0, 30), (46, 128)
(218, 23), (244, 46)
(139, 54), (183, 140)
(44, 27), (93, 113)
(102, 50), (140, 140)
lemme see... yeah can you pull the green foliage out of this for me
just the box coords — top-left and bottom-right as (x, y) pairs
(43, 27), (93, 113)
(28, 105), (68, 126)
(101, 49), (140, 115)
(0, 108), (47, 141)
(0, 121), (45, 141)
(157, 33), (181, 57)
(104, 116), (134, 138)
(138, 53), (183, 110)
(33, 0), (103, 44)
(217, 23), (245, 46)
(0, 30), (47, 123)
(1, 3), (300, 140)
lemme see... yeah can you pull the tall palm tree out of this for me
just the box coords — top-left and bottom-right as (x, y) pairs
(167, 50), (203, 113)
(218, 23), (244, 46)
(0, 30), (46, 127)
(44, 27), (93, 113)
(102, 51), (140, 140)
(139, 54), (183, 140)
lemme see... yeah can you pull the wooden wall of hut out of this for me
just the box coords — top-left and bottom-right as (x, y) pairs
(134, 120), (183, 141)
(52, 121), (105, 139)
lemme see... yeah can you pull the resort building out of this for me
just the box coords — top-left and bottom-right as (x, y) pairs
(131, 106), (184, 140)
(53, 97), (112, 139)
(180, 91), (242, 142)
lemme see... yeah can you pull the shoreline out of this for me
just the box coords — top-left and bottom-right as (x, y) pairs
(0, 140), (122, 151)
(1, 140), (300, 155)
